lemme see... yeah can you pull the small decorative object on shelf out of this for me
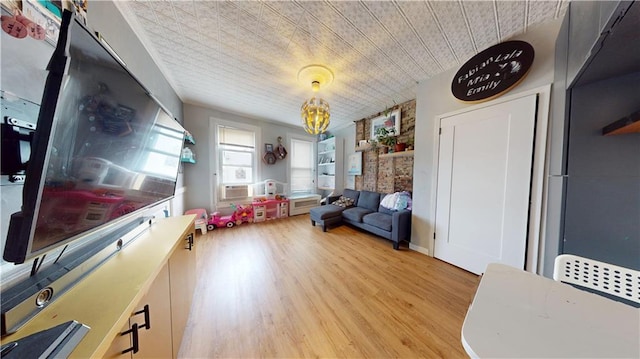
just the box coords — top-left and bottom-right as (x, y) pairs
(406, 137), (414, 150)
(181, 147), (196, 163)
(184, 131), (196, 144)
(181, 131), (196, 163)
(276, 136), (288, 159)
(263, 143), (277, 164)
(355, 140), (376, 152)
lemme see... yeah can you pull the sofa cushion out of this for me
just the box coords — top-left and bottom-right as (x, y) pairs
(363, 212), (392, 232)
(357, 190), (381, 212)
(378, 206), (394, 215)
(378, 199), (395, 215)
(342, 206), (373, 223)
(310, 204), (346, 219)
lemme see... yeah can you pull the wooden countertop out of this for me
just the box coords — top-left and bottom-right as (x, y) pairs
(2, 215), (195, 358)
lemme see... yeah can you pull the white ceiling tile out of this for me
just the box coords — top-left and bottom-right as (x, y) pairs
(461, 1), (499, 55)
(398, 2), (451, 73)
(528, 0), (568, 28)
(265, 2), (305, 24)
(116, 0), (566, 130)
(496, 1), (526, 41)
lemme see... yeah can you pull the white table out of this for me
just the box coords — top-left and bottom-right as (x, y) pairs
(462, 263), (640, 358)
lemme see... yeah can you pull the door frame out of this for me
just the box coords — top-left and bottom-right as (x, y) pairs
(429, 85), (551, 274)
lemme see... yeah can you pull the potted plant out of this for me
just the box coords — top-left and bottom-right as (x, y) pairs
(375, 127), (396, 153)
(394, 142), (406, 152)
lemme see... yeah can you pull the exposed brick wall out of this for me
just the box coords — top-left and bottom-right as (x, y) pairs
(354, 99), (415, 194)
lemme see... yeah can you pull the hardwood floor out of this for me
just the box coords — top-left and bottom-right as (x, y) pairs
(178, 214), (479, 358)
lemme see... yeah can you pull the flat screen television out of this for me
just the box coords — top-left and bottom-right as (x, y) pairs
(3, 10), (185, 264)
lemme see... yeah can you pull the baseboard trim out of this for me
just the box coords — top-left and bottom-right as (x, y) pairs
(409, 243), (430, 256)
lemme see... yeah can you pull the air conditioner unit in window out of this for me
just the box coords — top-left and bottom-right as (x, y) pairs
(222, 185), (249, 200)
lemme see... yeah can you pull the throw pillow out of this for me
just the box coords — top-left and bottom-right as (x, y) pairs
(394, 191), (412, 211)
(380, 193), (398, 209)
(332, 196), (354, 207)
(380, 192), (413, 211)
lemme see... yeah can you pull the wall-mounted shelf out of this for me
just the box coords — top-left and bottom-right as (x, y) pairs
(602, 110), (640, 136)
(184, 134), (196, 145)
(182, 132), (196, 163)
(355, 144), (373, 152)
(379, 150), (414, 159)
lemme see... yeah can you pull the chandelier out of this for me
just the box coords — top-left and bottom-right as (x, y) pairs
(298, 65), (334, 134)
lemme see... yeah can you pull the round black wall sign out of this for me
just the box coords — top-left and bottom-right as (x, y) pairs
(452, 40), (534, 102)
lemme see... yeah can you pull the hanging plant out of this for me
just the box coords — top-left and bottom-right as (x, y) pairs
(382, 100), (397, 117)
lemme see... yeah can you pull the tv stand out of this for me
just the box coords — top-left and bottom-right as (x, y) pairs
(1, 215), (197, 358)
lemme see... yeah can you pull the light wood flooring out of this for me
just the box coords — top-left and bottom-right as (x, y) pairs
(178, 214), (479, 358)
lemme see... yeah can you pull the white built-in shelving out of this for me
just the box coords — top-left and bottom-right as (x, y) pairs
(317, 136), (336, 190)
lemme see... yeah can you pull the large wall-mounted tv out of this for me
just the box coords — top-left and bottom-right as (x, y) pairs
(3, 11), (185, 264)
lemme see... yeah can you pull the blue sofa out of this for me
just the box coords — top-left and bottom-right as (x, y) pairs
(309, 189), (411, 250)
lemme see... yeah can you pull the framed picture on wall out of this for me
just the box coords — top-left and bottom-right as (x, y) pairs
(345, 175), (355, 190)
(347, 152), (362, 176)
(370, 109), (401, 140)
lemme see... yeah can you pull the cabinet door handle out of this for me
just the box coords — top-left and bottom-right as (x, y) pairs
(186, 234), (194, 251)
(133, 304), (151, 330)
(121, 323), (139, 354)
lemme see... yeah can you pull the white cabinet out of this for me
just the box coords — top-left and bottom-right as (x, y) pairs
(0, 216), (196, 358)
(105, 231), (196, 359)
(317, 137), (338, 191)
(105, 264), (173, 358)
(168, 233), (197, 358)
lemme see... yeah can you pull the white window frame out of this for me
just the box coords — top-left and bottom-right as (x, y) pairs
(287, 133), (316, 195)
(210, 118), (261, 209)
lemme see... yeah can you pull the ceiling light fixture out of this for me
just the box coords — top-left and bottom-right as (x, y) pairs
(298, 65), (334, 134)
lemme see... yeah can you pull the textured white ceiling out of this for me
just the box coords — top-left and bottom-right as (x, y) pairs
(116, 1), (568, 131)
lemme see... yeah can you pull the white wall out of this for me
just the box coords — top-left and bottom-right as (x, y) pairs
(326, 123), (356, 194)
(182, 103), (311, 212)
(411, 19), (563, 258)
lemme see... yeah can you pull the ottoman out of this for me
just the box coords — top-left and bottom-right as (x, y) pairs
(309, 205), (345, 232)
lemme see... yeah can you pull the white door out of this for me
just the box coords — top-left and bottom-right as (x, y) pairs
(434, 95), (537, 275)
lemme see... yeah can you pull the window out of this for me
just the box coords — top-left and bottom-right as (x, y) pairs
(289, 138), (315, 194)
(139, 125), (183, 179)
(217, 125), (256, 186)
